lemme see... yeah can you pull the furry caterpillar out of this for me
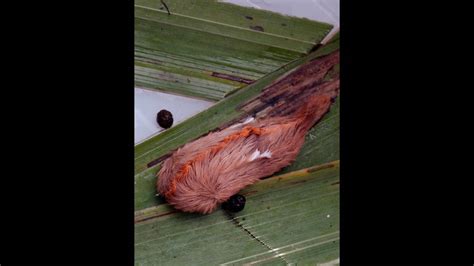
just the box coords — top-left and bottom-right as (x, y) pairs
(157, 51), (340, 214)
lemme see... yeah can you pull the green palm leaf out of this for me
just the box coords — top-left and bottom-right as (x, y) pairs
(135, 1), (339, 264)
(135, 0), (333, 101)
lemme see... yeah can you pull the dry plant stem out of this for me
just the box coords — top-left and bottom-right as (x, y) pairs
(160, 0), (170, 15)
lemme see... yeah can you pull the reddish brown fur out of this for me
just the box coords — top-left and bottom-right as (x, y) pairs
(157, 93), (336, 214)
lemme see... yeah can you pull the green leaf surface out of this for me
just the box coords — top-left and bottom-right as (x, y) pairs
(134, 37), (339, 211)
(135, 162), (339, 265)
(135, 0), (332, 100)
(135, 95), (339, 211)
(279, 96), (339, 174)
(134, 22), (340, 265)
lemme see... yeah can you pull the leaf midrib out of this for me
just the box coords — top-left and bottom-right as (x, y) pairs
(135, 4), (319, 46)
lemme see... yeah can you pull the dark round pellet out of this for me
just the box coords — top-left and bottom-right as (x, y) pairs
(222, 194), (246, 212)
(157, 109), (173, 129)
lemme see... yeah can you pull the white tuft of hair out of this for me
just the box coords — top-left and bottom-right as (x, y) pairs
(242, 116), (255, 124)
(230, 116), (255, 129)
(260, 150), (272, 158)
(248, 149), (272, 162)
(248, 149), (261, 161)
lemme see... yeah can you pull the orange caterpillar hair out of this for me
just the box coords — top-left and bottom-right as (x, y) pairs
(157, 52), (339, 214)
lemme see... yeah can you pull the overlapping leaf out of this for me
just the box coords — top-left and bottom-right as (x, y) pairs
(135, 0), (332, 100)
(134, 1), (340, 263)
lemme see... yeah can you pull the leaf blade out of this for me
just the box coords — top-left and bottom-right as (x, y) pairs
(135, 0), (333, 100)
